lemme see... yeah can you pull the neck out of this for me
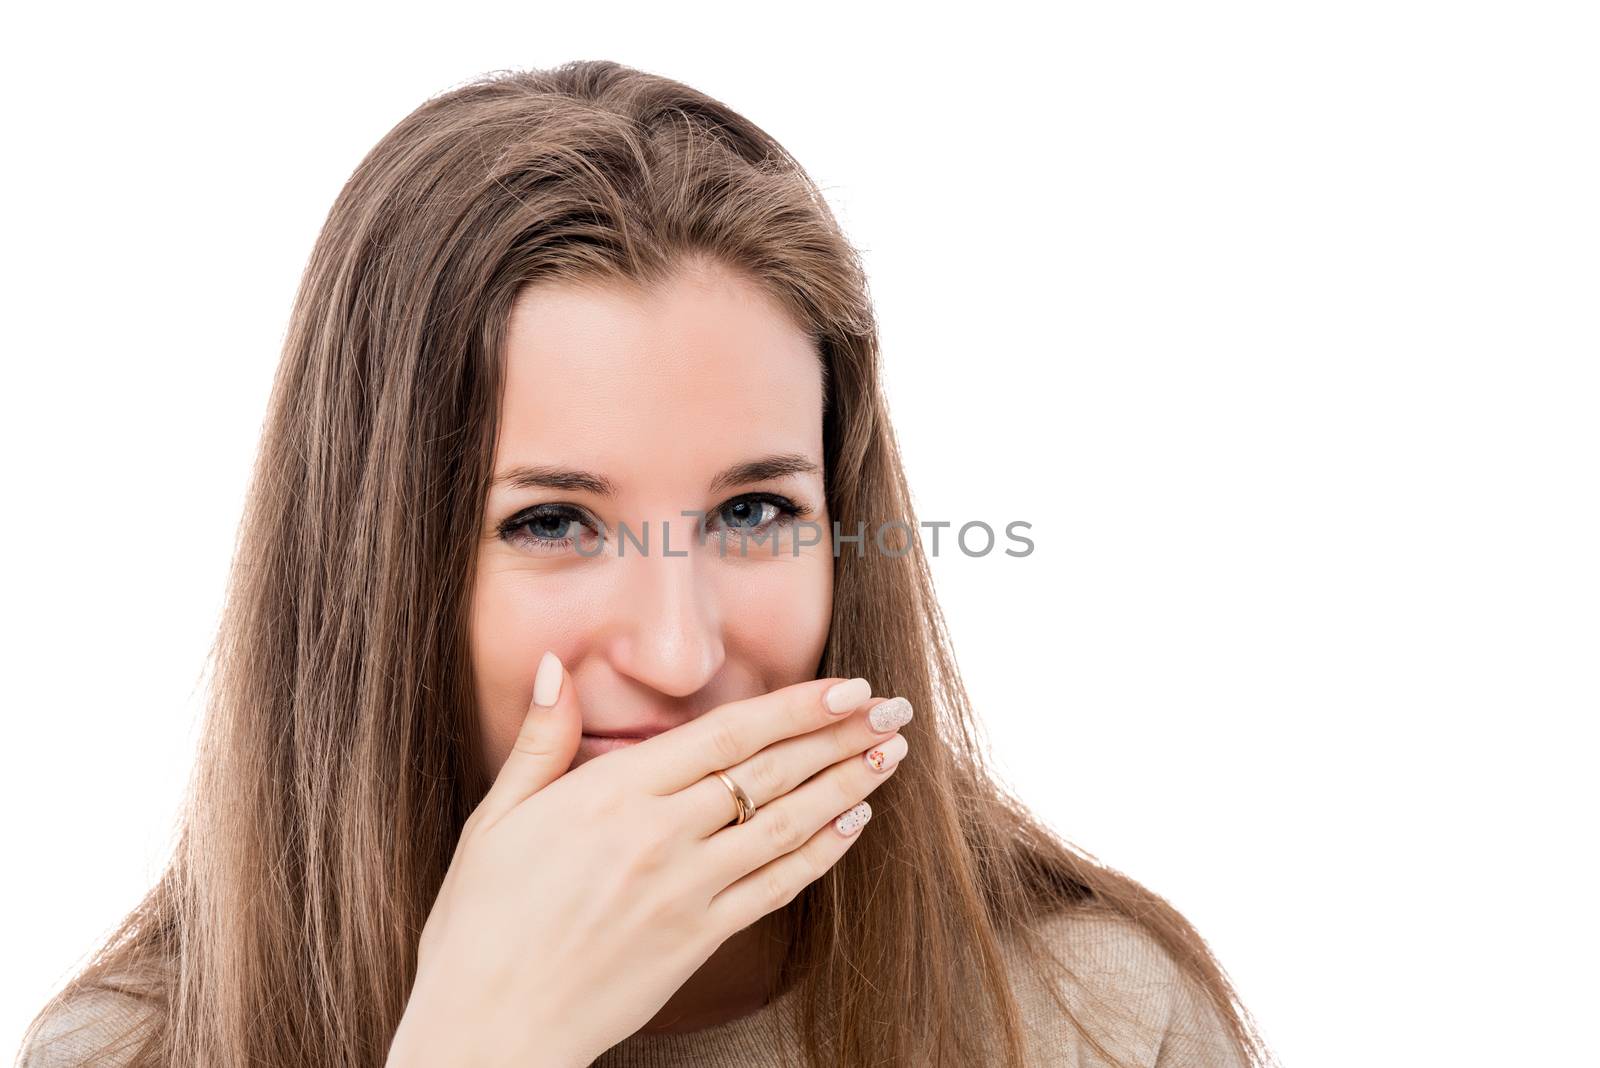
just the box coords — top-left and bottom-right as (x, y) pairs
(634, 914), (784, 1035)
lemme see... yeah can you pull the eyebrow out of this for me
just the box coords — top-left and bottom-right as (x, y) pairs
(490, 452), (822, 498)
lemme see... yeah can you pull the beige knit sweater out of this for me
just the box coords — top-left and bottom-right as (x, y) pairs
(18, 909), (1251, 1067)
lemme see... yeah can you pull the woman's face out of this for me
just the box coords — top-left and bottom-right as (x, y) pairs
(470, 259), (833, 774)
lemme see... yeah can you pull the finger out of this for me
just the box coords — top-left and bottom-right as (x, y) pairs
(705, 792), (880, 937)
(474, 649), (583, 827)
(700, 727), (905, 894)
(673, 695), (913, 838)
(621, 676), (875, 795)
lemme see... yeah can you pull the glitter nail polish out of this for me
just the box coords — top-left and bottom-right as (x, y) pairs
(868, 696), (913, 734)
(835, 801), (872, 836)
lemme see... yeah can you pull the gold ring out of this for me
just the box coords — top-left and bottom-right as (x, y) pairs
(714, 770), (756, 826)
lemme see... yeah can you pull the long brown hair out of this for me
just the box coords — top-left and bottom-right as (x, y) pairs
(20, 60), (1275, 1067)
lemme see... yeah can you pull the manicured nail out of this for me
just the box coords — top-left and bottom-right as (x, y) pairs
(835, 801), (872, 836)
(824, 677), (872, 714)
(532, 651), (563, 708)
(868, 696), (913, 733)
(864, 734), (908, 773)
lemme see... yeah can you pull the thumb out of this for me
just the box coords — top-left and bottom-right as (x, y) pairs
(477, 650), (583, 825)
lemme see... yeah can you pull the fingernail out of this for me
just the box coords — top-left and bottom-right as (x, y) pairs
(864, 733), (908, 773)
(824, 677), (871, 714)
(867, 696), (913, 733)
(533, 650), (563, 708)
(835, 801), (872, 836)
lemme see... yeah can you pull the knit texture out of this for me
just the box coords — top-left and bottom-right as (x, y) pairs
(17, 909), (1248, 1067)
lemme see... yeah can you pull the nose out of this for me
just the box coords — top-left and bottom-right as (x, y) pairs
(600, 519), (727, 699)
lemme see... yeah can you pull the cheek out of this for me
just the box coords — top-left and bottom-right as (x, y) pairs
(718, 553), (834, 682)
(467, 566), (592, 767)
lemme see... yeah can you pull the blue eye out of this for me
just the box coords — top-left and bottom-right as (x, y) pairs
(497, 504), (600, 553)
(714, 495), (799, 531)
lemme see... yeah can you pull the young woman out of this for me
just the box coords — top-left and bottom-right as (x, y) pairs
(19, 61), (1275, 1067)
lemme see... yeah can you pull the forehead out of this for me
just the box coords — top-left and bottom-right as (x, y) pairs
(496, 265), (824, 492)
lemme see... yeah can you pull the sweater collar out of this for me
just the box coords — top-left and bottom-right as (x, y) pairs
(590, 978), (805, 1067)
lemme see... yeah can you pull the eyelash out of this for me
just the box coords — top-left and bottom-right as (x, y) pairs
(495, 492), (813, 554)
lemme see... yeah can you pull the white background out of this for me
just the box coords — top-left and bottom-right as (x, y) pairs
(4, 3), (1596, 1065)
